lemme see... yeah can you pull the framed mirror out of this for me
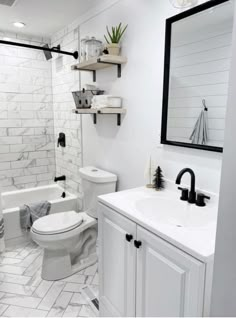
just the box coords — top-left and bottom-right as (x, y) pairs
(161, 0), (233, 153)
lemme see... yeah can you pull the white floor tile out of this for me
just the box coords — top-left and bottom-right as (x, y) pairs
(0, 273), (31, 285)
(0, 293), (42, 308)
(92, 273), (99, 285)
(79, 304), (96, 317)
(0, 265), (25, 275)
(38, 281), (65, 311)
(0, 241), (99, 317)
(23, 255), (42, 277)
(0, 258), (23, 266)
(84, 276), (93, 285)
(33, 280), (53, 298)
(14, 250), (30, 260)
(48, 292), (73, 317)
(27, 269), (42, 287)
(0, 282), (36, 296)
(90, 285), (99, 298)
(16, 252), (41, 268)
(62, 304), (81, 317)
(62, 274), (85, 284)
(63, 283), (84, 293)
(3, 305), (48, 317)
(70, 293), (87, 305)
(0, 252), (19, 258)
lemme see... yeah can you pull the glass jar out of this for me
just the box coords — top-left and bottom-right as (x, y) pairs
(85, 37), (103, 60)
(80, 36), (89, 62)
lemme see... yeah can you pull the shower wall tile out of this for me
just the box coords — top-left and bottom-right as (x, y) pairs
(51, 27), (82, 205)
(0, 32), (56, 191)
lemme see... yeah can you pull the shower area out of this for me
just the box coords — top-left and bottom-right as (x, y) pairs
(0, 29), (82, 245)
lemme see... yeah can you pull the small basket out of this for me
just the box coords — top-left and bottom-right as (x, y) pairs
(72, 89), (104, 109)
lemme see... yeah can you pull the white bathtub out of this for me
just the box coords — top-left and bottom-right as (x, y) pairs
(1, 185), (78, 241)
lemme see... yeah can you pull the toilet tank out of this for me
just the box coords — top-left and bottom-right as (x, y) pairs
(79, 166), (117, 218)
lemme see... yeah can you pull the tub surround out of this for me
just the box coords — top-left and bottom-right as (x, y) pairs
(0, 32), (55, 192)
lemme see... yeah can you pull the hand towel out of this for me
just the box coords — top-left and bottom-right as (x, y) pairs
(20, 201), (51, 230)
(190, 110), (208, 145)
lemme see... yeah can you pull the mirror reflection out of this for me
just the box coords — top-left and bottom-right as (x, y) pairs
(165, 1), (233, 151)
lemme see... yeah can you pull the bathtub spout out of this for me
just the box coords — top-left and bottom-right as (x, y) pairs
(54, 175), (66, 182)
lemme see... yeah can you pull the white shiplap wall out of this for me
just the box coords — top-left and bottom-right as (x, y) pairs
(167, 21), (233, 147)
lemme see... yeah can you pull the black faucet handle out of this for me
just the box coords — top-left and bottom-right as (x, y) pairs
(196, 193), (210, 207)
(178, 187), (189, 201)
(57, 132), (66, 148)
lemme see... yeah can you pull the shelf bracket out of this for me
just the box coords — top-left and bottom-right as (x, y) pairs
(117, 114), (121, 126)
(93, 114), (97, 124)
(97, 58), (122, 78)
(76, 68), (96, 82)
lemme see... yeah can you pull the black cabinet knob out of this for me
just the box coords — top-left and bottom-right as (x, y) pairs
(134, 240), (142, 249)
(126, 234), (133, 242)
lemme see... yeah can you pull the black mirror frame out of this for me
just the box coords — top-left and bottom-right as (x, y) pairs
(161, 0), (230, 153)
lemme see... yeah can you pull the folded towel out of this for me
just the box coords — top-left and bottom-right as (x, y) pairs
(20, 201), (51, 230)
(91, 95), (122, 109)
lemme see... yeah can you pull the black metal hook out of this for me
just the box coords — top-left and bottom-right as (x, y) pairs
(202, 99), (208, 111)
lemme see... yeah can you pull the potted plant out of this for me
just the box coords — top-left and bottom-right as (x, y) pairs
(104, 23), (128, 56)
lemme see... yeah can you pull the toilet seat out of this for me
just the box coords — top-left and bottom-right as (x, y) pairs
(32, 211), (83, 235)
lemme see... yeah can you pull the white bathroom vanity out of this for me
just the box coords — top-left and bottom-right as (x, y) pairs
(98, 186), (218, 317)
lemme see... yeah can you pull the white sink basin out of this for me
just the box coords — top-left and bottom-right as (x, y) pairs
(135, 197), (215, 228)
(98, 186), (218, 260)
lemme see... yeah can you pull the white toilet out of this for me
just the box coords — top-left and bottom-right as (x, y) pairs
(31, 166), (117, 281)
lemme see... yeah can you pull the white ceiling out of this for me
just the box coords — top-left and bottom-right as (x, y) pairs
(0, 0), (98, 37)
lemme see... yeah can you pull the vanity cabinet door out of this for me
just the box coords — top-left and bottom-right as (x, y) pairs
(98, 204), (136, 317)
(136, 226), (205, 317)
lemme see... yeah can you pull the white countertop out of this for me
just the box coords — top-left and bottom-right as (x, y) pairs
(98, 185), (218, 263)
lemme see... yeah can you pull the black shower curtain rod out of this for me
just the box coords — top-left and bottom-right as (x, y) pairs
(0, 40), (79, 59)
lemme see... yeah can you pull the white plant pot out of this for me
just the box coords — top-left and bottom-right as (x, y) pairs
(106, 43), (121, 56)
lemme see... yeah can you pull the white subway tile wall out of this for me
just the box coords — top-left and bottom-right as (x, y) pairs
(51, 27), (83, 201)
(0, 32), (56, 191)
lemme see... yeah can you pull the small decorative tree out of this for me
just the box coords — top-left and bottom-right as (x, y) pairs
(153, 166), (165, 190)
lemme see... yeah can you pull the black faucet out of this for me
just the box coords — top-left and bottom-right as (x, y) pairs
(176, 168), (196, 204)
(54, 175), (66, 182)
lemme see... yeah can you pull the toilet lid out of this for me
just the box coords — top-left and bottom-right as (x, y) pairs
(32, 211), (83, 235)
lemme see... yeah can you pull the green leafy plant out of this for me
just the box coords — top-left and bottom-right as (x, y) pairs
(104, 23), (128, 44)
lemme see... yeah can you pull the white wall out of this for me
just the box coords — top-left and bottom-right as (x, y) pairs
(79, 0), (222, 193)
(210, 1), (236, 315)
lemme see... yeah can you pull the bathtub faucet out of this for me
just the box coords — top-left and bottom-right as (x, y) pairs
(54, 175), (66, 182)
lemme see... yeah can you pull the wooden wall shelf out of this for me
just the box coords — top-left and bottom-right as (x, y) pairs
(72, 108), (126, 126)
(71, 55), (127, 82)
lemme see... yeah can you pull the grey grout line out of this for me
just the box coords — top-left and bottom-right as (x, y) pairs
(1, 304), (9, 316)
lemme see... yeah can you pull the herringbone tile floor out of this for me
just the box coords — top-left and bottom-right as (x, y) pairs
(0, 240), (98, 317)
